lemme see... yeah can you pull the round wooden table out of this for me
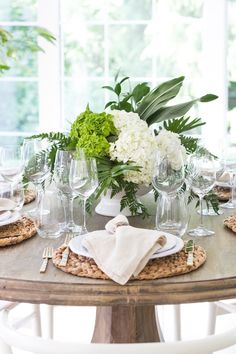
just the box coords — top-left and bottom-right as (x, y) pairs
(1, 196), (236, 343)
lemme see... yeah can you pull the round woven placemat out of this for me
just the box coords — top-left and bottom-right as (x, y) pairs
(224, 214), (236, 233)
(53, 244), (206, 281)
(214, 186), (230, 201)
(0, 216), (37, 247)
(24, 189), (36, 205)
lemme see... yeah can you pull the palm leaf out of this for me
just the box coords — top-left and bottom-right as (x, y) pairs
(146, 94), (218, 126)
(136, 76), (185, 120)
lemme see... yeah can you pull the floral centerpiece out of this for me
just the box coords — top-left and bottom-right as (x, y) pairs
(32, 75), (217, 217)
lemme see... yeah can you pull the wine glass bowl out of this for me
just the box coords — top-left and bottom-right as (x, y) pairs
(220, 152), (236, 209)
(152, 153), (185, 195)
(22, 139), (50, 217)
(0, 145), (24, 183)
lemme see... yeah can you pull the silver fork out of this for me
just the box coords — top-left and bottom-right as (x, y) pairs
(39, 247), (53, 273)
(59, 233), (73, 267)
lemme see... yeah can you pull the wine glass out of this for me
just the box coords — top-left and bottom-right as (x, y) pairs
(0, 145), (24, 183)
(188, 153), (216, 237)
(22, 139), (50, 216)
(152, 152), (185, 195)
(197, 158), (224, 216)
(152, 151), (186, 235)
(69, 153), (98, 235)
(53, 150), (81, 233)
(220, 150), (236, 209)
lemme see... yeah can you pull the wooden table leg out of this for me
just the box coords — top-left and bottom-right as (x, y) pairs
(91, 305), (160, 343)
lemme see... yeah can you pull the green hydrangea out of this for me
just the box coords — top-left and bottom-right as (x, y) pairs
(70, 106), (117, 157)
(76, 133), (110, 157)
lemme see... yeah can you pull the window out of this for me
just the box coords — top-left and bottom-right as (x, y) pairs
(0, 0), (231, 151)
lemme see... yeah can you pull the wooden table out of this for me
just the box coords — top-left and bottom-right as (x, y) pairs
(1, 195), (236, 343)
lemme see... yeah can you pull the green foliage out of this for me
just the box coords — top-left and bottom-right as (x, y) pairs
(137, 76), (184, 120)
(179, 136), (198, 154)
(103, 76), (150, 112)
(103, 73), (218, 127)
(0, 26), (55, 74)
(163, 116), (205, 134)
(94, 156), (149, 216)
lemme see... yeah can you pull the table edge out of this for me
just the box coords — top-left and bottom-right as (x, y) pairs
(1, 276), (236, 305)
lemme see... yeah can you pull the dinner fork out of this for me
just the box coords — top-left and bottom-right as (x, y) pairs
(59, 233), (73, 267)
(40, 247), (53, 273)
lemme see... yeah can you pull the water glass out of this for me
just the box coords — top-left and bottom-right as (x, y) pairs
(156, 192), (188, 237)
(35, 190), (65, 239)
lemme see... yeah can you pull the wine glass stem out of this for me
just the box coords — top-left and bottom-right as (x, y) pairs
(67, 196), (74, 226)
(82, 198), (87, 232)
(230, 173), (235, 204)
(35, 183), (44, 214)
(199, 195), (204, 228)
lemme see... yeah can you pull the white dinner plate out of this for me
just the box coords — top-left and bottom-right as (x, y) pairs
(0, 211), (21, 227)
(69, 232), (183, 260)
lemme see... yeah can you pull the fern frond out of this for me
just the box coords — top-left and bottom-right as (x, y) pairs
(163, 116), (205, 134)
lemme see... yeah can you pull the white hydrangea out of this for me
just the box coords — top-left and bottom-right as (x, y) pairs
(110, 111), (156, 185)
(155, 129), (187, 170)
(111, 110), (148, 132)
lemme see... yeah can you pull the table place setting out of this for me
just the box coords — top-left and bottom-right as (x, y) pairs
(52, 215), (206, 285)
(0, 197), (37, 247)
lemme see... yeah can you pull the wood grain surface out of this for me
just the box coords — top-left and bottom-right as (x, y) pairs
(1, 194), (236, 306)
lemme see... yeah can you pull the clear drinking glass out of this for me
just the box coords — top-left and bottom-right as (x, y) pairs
(156, 192), (188, 237)
(220, 152), (236, 209)
(152, 153), (185, 195)
(69, 153), (98, 235)
(188, 153), (216, 237)
(197, 158), (224, 216)
(22, 139), (50, 216)
(0, 181), (24, 209)
(34, 190), (65, 239)
(54, 150), (81, 233)
(0, 145), (24, 183)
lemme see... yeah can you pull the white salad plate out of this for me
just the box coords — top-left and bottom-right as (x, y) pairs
(0, 211), (21, 227)
(69, 231), (184, 260)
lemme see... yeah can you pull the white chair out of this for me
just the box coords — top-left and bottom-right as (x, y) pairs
(0, 300), (54, 352)
(1, 305), (236, 354)
(207, 300), (236, 335)
(0, 301), (42, 353)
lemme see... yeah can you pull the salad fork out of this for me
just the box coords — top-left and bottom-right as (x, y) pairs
(40, 247), (53, 273)
(59, 233), (73, 267)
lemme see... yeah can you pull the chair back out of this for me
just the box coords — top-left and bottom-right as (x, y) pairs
(0, 308), (236, 354)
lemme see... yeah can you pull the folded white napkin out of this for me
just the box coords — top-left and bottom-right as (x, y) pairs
(82, 215), (167, 285)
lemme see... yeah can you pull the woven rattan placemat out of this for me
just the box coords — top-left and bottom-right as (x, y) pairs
(224, 214), (236, 233)
(214, 186), (230, 201)
(24, 189), (36, 205)
(53, 244), (206, 281)
(0, 216), (37, 247)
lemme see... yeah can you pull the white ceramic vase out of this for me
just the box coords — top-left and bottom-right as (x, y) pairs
(95, 186), (152, 217)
